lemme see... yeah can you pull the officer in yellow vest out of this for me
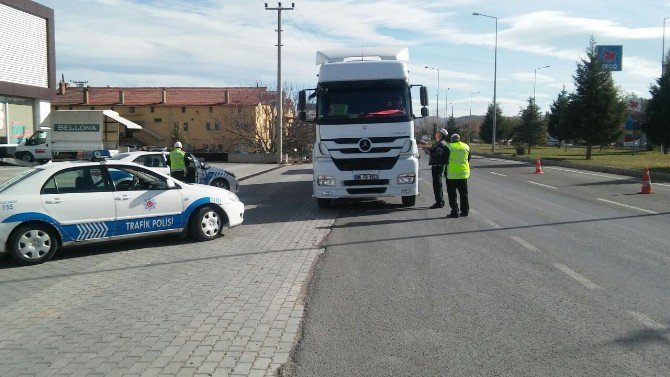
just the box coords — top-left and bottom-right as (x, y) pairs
(445, 134), (471, 218)
(167, 141), (187, 181)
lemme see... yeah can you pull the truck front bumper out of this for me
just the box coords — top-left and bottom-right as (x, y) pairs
(313, 157), (419, 199)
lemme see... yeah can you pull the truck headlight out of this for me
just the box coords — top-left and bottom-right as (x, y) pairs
(400, 140), (412, 153)
(318, 143), (331, 156)
(317, 175), (336, 186)
(397, 173), (416, 184)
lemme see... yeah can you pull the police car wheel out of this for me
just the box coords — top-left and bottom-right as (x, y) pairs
(8, 224), (58, 265)
(190, 206), (224, 241)
(211, 178), (230, 190)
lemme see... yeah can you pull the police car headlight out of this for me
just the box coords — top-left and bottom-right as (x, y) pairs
(397, 173), (416, 184)
(317, 175), (336, 186)
(400, 140), (412, 153)
(228, 192), (240, 202)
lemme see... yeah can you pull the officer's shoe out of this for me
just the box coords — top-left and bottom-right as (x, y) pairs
(460, 211), (469, 217)
(430, 202), (444, 209)
(447, 211), (459, 218)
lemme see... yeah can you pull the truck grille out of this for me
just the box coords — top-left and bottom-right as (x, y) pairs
(343, 179), (390, 186)
(337, 147), (394, 154)
(346, 187), (387, 195)
(324, 137), (407, 144)
(333, 157), (398, 171)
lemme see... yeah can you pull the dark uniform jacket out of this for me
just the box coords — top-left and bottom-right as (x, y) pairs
(428, 140), (448, 166)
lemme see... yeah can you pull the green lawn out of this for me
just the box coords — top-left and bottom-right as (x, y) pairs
(470, 144), (670, 174)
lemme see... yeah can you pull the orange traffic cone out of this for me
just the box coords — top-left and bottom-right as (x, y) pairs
(640, 167), (653, 194)
(534, 157), (544, 174)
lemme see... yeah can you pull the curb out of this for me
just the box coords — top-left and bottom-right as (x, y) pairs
(473, 152), (670, 183)
(238, 165), (284, 182)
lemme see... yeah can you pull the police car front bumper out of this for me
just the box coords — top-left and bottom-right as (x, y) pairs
(221, 201), (244, 228)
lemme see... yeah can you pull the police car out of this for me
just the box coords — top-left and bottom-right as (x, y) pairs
(110, 151), (239, 192)
(0, 158), (244, 265)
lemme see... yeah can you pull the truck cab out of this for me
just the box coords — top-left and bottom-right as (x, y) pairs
(299, 47), (429, 208)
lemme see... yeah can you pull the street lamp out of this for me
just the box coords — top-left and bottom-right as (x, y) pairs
(425, 66), (440, 133)
(664, 17), (669, 74)
(533, 65), (550, 101)
(469, 91), (480, 143)
(445, 88), (450, 122)
(473, 11), (498, 152)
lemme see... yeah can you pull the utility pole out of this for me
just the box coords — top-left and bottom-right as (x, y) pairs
(533, 65), (549, 102)
(445, 88), (450, 122)
(265, 2), (294, 164)
(425, 66), (440, 134)
(664, 17), (669, 74)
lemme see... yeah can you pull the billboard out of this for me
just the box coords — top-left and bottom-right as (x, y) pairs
(596, 45), (623, 71)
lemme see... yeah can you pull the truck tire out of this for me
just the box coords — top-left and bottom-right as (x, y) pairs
(16, 152), (34, 162)
(317, 198), (331, 208)
(8, 223), (58, 265)
(401, 195), (416, 207)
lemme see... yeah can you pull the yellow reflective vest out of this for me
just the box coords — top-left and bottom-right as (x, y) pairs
(446, 141), (470, 179)
(169, 148), (186, 172)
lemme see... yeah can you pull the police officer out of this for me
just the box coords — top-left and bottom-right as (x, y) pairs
(427, 128), (449, 209)
(445, 133), (471, 218)
(167, 141), (187, 181)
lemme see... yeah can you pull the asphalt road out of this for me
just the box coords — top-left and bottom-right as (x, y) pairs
(287, 156), (670, 376)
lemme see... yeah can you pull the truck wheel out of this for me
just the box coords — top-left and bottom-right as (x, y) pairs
(8, 224), (58, 265)
(16, 152), (34, 162)
(211, 178), (230, 191)
(401, 195), (416, 207)
(317, 198), (331, 208)
(189, 206), (225, 241)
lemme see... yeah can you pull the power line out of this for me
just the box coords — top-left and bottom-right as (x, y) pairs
(294, 8), (325, 47)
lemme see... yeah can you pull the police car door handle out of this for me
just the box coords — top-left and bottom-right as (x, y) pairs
(45, 198), (63, 204)
(115, 195), (130, 201)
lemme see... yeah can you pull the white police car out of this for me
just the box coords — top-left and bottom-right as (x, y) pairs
(110, 151), (239, 192)
(0, 159), (244, 265)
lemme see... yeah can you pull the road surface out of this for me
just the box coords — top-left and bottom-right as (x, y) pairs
(288, 156), (670, 376)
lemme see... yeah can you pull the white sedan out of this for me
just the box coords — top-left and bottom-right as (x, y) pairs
(0, 159), (244, 265)
(110, 151), (239, 192)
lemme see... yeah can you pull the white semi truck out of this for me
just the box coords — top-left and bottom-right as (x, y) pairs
(14, 110), (142, 162)
(298, 47), (429, 208)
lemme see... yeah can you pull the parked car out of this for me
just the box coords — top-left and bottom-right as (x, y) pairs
(0, 158), (244, 265)
(110, 151), (239, 192)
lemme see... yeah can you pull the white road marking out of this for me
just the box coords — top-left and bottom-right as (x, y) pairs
(490, 172), (507, 177)
(627, 310), (668, 330)
(553, 263), (601, 290)
(544, 166), (625, 180)
(483, 219), (502, 229)
(470, 209), (480, 215)
(595, 198), (658, 214)
(488, 158), (524, 165)
(527, 181), (558, 190)
(511, 236), (541, 252)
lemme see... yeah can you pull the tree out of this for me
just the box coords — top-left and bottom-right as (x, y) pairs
(513, 97), (547, 154)
(644, 51), (670, 154)
(547, 87), (573, 147)
(446, 115), (460, 135)
(569, 36), (627, 159)
(479, 102), (505, 144)
(170, 122), (184, 145)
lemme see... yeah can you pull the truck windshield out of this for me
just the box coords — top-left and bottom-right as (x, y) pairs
(318, 81), (411, 125)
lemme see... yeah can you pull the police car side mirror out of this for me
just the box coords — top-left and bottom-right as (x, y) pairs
(202, 163), (211, 170)
(166, 179), (176, 189)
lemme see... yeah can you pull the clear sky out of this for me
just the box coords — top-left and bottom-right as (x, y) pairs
(39, 0), (669, 117)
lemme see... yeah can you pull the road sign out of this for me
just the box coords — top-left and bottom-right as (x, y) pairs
(596, 45), (623, 71)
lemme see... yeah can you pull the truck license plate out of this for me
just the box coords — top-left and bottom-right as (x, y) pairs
(354, 174), (379, 180)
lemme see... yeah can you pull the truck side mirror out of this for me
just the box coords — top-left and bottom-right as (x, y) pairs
(298, 90), (306, 111)
(420, 86), (429, 107)
(421, 107), (429, 117)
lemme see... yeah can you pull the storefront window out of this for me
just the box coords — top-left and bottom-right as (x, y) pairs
(0, 96), (34, 145)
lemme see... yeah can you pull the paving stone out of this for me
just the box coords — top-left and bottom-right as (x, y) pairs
(0, 166), (335, 376)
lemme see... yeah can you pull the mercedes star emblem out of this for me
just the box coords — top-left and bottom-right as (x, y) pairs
(358, 138), (372, 152)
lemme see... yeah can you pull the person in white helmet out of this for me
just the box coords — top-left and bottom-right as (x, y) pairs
(167, 141), (187, 181)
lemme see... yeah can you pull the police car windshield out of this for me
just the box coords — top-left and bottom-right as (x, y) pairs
(0, 169), (39, 193)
